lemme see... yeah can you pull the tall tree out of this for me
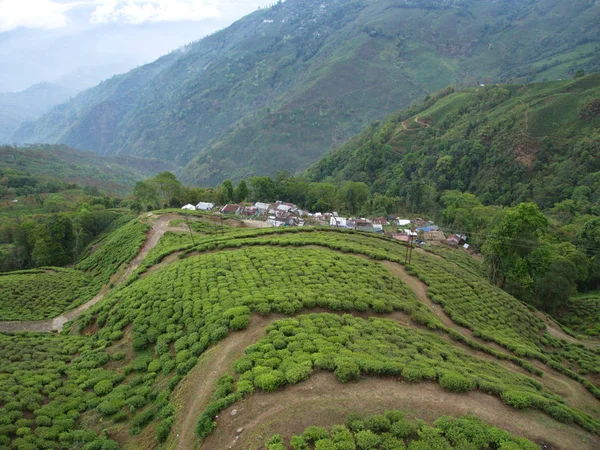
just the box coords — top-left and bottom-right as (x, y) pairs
(221, 180), (234, 203)
(234, 180), (248, 202)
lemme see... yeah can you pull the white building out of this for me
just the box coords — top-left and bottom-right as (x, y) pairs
(255, 202), (271, 212)
(330, 217), (348, 228)
(277, 204), (293, 213)
(195, 202), (215, 211)
(397, 219), (411, 227)
(181, 204), (195, 211)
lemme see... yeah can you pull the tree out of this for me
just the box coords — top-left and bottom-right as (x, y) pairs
(234, 180), (248, 202)
(578, 218), (600, 289)
(483, 203), (548, 302)
(340, 182), (370, 215)
(250, 176), (276, 202)
(133, 173), (183, 209)
(222, 180), (234, 203)
(133, 181), (159, 210)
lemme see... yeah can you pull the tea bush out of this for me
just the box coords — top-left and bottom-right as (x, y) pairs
(264, 411), (540, 449)
(197, 314), (599, 440)
(0, 268), (96, 320)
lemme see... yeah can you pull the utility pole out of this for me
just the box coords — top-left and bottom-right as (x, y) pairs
(185, 215), (196, 247)
(404, 231), (410, 265)
(408, 223), (415, 265)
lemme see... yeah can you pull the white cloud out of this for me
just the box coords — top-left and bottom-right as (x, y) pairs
(0, 0), (74, 32)
(91, 0), (222, 25)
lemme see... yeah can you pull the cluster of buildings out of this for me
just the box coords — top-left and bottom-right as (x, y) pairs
(180, 201), (469, 247)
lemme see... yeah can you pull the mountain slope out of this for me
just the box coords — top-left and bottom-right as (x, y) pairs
(0, 83), (76, 142)
(0, 144), (174, 195)
(12, 0), (600, 185)
(307, 73), (600, 209)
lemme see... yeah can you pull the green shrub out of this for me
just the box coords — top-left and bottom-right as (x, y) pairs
(334, 358), (360, 383)
(355, 430), (381, 449)
(93, 380), (113, 396)
(438, 371), (475, 392)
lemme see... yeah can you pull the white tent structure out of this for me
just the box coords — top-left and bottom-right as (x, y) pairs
(195, 202), (215, 211)
(181, 204), (195, 211)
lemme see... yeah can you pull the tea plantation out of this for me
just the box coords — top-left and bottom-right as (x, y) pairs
(264, 410), (539, 450)
(0, 268), (95, 320)
(195, 314), (599, 442)
(0, 214), (599, 449)
(558, 293), (600, 336)
(0, 218), (149, 321)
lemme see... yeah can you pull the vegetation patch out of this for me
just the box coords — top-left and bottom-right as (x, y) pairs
(264, 410), (539, 450)
(196, 313), (599, 441)
(0, 267), (96, 320)
(557, 293), (600, 336)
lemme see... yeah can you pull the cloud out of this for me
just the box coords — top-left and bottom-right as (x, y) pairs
(0, 0), (75, 32)
(91, 0), (222, 25)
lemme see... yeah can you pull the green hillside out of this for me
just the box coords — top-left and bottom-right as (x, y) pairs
(0, 213), (599, 449)
(308, 73), (600, 209)
(11, 0), (600, 185)
(0, 145), (177, 196)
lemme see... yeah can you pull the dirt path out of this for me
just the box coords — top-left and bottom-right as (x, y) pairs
(166, 310), (595, 450)
(169, 314), (286, 450)
(203, 372), (600, 450)
(0, 214), (181, 333)
(535, 311), (600, 349)
(415, 116), (430, 128)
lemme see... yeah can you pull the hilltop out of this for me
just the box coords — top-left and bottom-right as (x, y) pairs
(11, 0), (600, 185)
(0, 211), (599, 449)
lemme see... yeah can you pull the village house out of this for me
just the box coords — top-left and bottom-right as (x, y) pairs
(329, 216), (348, 228)
(220, 204), (243, 215)
(371, 217), (388, 225)
(254, 202), (271, 215)
(181, 204), (195, 211)
(447, 234), (468, 246)
(393, 229), (418, 242)
(241, 206), (258, 217)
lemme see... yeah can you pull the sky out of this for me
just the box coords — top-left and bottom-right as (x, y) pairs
(0, 0), (275, 92)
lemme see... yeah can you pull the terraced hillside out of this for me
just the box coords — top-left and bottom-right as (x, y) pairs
(0, 212), (599, 450)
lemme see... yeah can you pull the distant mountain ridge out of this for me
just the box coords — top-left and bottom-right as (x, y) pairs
(11, 0), (600, 185)
(0, 83), (76, 143)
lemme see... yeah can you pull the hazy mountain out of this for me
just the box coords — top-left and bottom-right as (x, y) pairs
(0, 83), (76, 143)
(12, 0), (600, 185)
